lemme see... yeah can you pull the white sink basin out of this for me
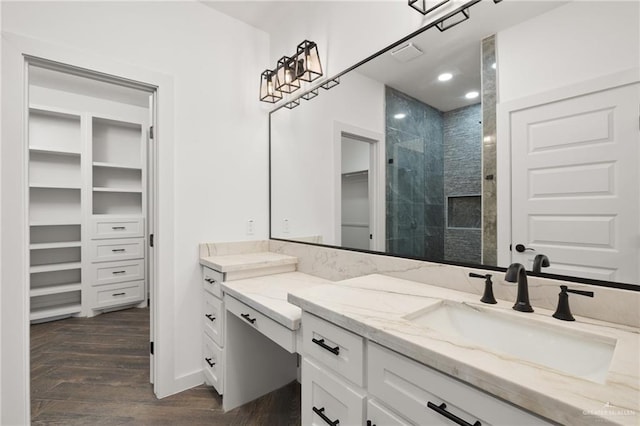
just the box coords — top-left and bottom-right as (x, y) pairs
(404, 301), (616, 383)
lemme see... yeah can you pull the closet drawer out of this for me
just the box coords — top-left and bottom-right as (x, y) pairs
(302, 312), (364, 386)
(368, 342), (551, 426)
(91, 217), (144, 239)
(203, 333), (224, 395)
(90, 259), (145, 286)
(203, 291), (224, 346)
(225, 295), (296, 353)
(202, 267), (224, 298)
(301, 357), (365, 426)
(89, 238), (144, 263)
(94, 280), (144, 309)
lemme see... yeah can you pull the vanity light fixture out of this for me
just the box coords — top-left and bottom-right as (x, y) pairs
(408, 0), (450, 16)
(260, 40), (325, 104)
(301, 88), (319, 101)
(321, 77), (340, 90)
(436, 7), (470, 32)
(438, 72), (453, 82)
(275, 55), (301, 94)
(465, 91), (479, 99)
(284, 99), (300, 109)
(259, 69), (283, 103)
(295, 40), (323, 82)
(394, 113), (407, 119)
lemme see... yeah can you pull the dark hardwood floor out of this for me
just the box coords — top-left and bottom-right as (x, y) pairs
(31, 307), (301, 425)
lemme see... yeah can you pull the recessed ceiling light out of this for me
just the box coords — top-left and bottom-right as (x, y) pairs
(438, 72), (453, 82)
(492, 62), (497, 69)
(465, 91), (479, 99)
(394, 113), (407, 119)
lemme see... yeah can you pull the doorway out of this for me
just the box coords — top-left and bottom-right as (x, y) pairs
(25, 59), (158, 402)
(333, 122), (385, 251)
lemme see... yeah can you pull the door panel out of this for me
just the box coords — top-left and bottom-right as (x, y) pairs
(511, 83), (639, 283)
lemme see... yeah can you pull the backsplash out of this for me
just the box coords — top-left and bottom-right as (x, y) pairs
(269, 240), (639, 328)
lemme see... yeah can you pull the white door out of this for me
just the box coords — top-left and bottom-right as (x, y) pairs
(511, 83), (639, 283)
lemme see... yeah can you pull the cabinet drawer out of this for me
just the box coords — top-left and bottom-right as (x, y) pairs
(302, 312), (364, 386)
(203, 291), (224, 346)
(94, 280), (144, 309)
(91, 217), (144, 239)
(90, 259), (145, 286)
(89, 238), (144, 263)
(367, 399), (412, 426)
(368, 342), (551, 426)
(225, 295), (296, 353)
(203, 333), (224, 395)
(202, 267), (224, 298)
(302, 357), (365, 426)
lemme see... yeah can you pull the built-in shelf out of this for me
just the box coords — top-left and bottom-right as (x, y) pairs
(29, 183), (82, 190)
(30, 283), (82, 298)
(93, 187), (142, 193)
(30, 241), (82, 250)
(93, 161), (141, 170)
(30, 303), (82, 322)
(30, 261), (81, 274)
(30, 221), (82, 227)
(29, 147), (81, 157)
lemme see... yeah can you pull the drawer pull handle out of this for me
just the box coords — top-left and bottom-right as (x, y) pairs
(205, 314), (216, 322)
(112, 292), (126, 296)
(241, 313), (256, 324)
(427, 402), (481, 426)
(205, 357), (216, 367)
(112, 226), (126, 230)
(312, 406), (339, 426)
(112, 270), (126, 275)
(312, 338), (340, 355)
(204, 278), (216, 284)
(111, 249), (126, 252)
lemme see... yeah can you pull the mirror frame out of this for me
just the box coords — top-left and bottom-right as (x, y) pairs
(268, 0), (639, 292)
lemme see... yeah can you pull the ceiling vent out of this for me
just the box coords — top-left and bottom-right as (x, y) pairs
(390, 42), (423, 63)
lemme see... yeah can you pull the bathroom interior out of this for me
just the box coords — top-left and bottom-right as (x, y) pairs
(1, 0), (639, 425)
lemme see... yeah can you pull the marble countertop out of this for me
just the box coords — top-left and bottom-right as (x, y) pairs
(200, 251), (297, 273)
(288, 274), (640, 426)
(221, 271), (331, 330)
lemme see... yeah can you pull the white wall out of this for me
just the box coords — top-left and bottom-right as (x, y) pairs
(1, 1), (269, 422)
(270, 71), (384, 243)
(497, 0), (640, 102)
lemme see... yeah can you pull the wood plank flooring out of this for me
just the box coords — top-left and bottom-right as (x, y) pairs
(31, 307), (301, 425)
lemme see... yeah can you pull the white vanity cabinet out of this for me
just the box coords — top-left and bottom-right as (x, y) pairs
(202, 266), (225, 395)
(368, 342), (552, 426)
(298, 312), (553, 426)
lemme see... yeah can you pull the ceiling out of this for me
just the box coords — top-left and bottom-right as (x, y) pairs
(202, 0), (566, 112)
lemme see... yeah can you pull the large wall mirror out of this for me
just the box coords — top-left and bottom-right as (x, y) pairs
(270, 0), (639, 288)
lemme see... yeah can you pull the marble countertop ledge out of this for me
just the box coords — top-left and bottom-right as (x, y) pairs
(200, 251), (297, 273)
(221, 272), (331, 329)
(288, 274), (640, 426)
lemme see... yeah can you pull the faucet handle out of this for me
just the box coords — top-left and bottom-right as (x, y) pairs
(552, 285), (594, 321)
(469, 272), (497, 304)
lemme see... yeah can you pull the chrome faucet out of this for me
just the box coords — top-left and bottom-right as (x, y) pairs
(505, 263), (534, 312)
(532, 254), (550, 274)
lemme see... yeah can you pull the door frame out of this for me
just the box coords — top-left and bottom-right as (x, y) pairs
(496, 67), (640, 267)
(1, 32), (176, 424)
(333, 121), (385, 251)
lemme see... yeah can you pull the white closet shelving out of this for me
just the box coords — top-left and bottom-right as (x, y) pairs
(28, 77), (150, 322)
(28, 107), (83, 322)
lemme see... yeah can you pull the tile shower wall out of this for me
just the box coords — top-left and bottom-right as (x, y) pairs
(386, 87), (444, 260)
(443, 103), (482, 264)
